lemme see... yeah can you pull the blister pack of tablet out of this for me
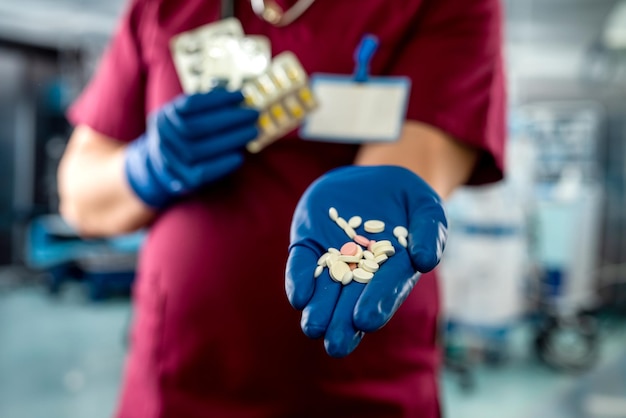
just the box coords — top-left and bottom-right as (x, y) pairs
(170, 18), (271, 93)
(243, 52), (317, 153)
(170, 18), (317, 153)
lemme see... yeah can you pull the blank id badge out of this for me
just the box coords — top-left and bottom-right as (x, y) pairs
(300, 74), (411, 144)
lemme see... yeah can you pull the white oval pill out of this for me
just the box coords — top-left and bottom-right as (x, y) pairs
(338, 254), (361, 263)
(326, 252), (339, 267)
(360, 259), (379, 273)
(314, 265), (324, 278)
(330, 261), (351, 283)
(352, 268), (374, 283)
(364, 220), (385, 233)
(341, 271), (353, 285)
(371, 239), (392, 249)
(336, 217), (348, 229)
(329, 207), (339, 221)
(398, 236), (408, 248)
(373, 245), (395, 257)
(371, 240), (393, 255)
(343, 225), (357, 239)
(363, 250), (375, 260)
(328, 247), (340, 255)
(317, 253), (330, 266)
(374, 254), (388, 265)
(393, 226), (409, 238)
(348, 216), (362, 229)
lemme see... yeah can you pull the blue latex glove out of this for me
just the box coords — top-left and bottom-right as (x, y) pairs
(124, 89), (259, 209)
(286, 165), (448, 357)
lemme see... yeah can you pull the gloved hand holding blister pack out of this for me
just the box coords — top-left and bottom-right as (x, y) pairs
(124, 89), (259, 209)
(286, 165), (448, 357)
(170, 18), (318, 155)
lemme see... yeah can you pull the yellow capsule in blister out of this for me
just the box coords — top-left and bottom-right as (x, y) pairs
(242, 83), (266, 108)
(298, 87), (316, 108)
(244, 93), (257, 107)
(258, 111), (277, 133)
(284, 95), (304, 119)
(284, 64), (303, 83)
(269, 71), (291, 90)
(270, 103), (289, 124)
(241, 51), (318, 153)
(256, 74), (278, 98)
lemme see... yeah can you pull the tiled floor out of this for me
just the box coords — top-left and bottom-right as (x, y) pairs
(1, 277), (626, 418)
(0, 281), (129, 418)
(442, 320), (626, 418)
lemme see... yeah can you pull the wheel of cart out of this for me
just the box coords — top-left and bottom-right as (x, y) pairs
(534, 311), (599, 372)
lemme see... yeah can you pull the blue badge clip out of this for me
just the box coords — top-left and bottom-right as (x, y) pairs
(353, 34), (379, 83)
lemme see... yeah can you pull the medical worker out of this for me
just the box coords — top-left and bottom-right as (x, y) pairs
(57, 0), (506, 417)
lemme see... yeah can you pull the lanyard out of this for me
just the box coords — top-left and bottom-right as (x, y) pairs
(221, 0), (235, 19)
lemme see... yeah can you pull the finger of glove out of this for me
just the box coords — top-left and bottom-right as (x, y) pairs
(164, 151), (244, 189)
(162, 105), (259, 142)
(324, 282), (366, 358)
(162, 125), (259, 165)
(408, 203), (448, 272)
(300, 274), (342, 339)
(353, 256), (421, 333)
(125, 136), (176, 208)
(285, 245), (320, 310)
(145, 149), (189, 196)
(171, 89), (246, 115)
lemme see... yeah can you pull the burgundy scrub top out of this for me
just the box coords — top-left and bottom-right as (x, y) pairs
(68, 0), (506, 417)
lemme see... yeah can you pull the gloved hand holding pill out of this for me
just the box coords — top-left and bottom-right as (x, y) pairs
(286, 165), (448, 357)
(124, 88), (259, 209)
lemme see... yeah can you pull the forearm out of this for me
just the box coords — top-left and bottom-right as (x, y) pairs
(58, 125), (155, 237)
(353, 120), (479, 199)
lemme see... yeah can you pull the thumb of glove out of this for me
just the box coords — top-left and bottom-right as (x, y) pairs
(353, 178), (448, 333)
(406, 196), (448, 273)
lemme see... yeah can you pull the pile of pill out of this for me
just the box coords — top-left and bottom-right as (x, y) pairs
(315, 207), (409, 285)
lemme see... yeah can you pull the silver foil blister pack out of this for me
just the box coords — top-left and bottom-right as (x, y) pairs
(170, 18), (317, 152)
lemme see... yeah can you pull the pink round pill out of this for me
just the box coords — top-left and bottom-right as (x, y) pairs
(340, 242), (359, 256)
(348, 263), (358, 271)
(353, 234), (370, 247)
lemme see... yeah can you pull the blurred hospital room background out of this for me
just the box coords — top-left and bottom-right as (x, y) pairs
(1, 0), (626, 417)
